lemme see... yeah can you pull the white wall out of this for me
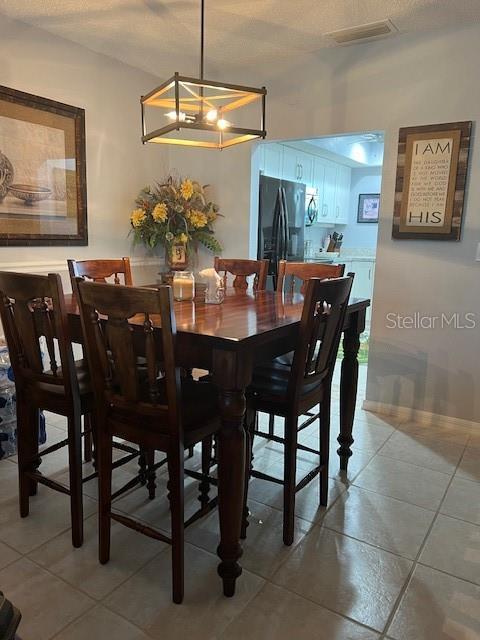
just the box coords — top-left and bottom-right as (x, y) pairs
(341, 167), (381, 250)
(0, 14), (167, 289)
(188, 23), (480, 424)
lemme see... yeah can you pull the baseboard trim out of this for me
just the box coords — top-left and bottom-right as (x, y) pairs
(362, 400), (480, 431)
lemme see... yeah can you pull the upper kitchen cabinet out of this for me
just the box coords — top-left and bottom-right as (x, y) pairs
(260, 143), (283, 178)
(281, 147), (314, 186)
(334, 164), (351, 224)
(315, 159), (337, 224)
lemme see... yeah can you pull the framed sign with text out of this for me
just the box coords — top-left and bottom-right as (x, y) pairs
(392, 121), (472, 240)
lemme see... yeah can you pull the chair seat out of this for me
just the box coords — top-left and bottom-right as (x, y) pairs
(38, 359), (92, 395)
(109, 378), (219, 447)
(27, 360), (92, 413)
(248, 354), (321, 403)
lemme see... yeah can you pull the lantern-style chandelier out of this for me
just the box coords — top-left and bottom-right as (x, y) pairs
(141, 0), (266, 150)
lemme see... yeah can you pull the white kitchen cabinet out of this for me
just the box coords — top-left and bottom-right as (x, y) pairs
(262, 143), (283, 178)
(281, 147), (314, 185)
(320, 160), (337, 223)
(348, 259), (375, 326)
(334, 165), (351, 224)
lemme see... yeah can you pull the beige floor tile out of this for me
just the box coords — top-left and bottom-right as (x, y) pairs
(441, 477), (480, 526)
(377, 431), (464, 474)
(0, 557), (93, 640)
(419, 514), (480, 586)
(113, 472), (199, 535)
(54, 605), (151, 640)
(185, 498), (313, 578)
(220, 582), (380, 640)
(247, 460), (347, 523)
(0, 540), (20, 570)
(396, 420), (472, 446)
(323, 485), (435, 559)
(467, 431), (480, 450)
(336, 409), (399, 430)
(354, 456), (451, 510)
(28, 513), (165, 600)
(0, 460), (19, 505)
(456, 448), (480, 484)
(105, 543), (265, 640)
(272, 526), (412, 632)
(0, 488), (97, 554)
(329, 447), (376, 483)
(388, 564), (480, 640)
(326, 417), (395, 454)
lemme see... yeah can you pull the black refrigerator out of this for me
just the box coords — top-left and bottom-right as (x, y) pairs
(258, 175), (306, 288)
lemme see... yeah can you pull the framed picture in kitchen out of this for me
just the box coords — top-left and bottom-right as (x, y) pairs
(357, 193), (380, 223)
(0, 85), (87, 246)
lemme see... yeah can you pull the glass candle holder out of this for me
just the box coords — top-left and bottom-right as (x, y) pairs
(172, 270), (195, 301)
(205, 283), (225, 304)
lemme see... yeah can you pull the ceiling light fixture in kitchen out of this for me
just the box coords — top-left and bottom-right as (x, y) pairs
(141, 0), (266, 150)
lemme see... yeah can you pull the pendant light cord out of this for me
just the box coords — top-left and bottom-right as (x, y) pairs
(200, 0), (205, 80)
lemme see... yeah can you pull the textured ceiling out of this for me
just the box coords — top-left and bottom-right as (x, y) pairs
(1, 0), (479, 77)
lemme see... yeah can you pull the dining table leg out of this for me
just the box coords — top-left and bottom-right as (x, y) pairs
(338, 308), (366, 471)
(213, 348), (251, 597)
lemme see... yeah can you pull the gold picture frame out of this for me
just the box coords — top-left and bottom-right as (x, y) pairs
(0, 85), (87, 246)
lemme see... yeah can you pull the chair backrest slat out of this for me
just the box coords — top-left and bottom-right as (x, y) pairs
(289, 275), (353, 399)
(68, 258), (133, 288)
(0, 271), (76, 394)
(277, 260), (345, 295)
(214, 257), (268, 292)
(76, 280), (180, 434)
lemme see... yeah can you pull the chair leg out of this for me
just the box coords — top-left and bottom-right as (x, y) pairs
(283, 413), (298, 546)
(168, 447), (185, 604)
(16, 401), (39, 518)
(98, 427), (113, 564)
(138, 448), (147, 485)
(83, 413), (93, 463)
(187, 445), (195, 459)
(268, 413), (275, 437)
(67, 413), (84, 548)
(319, 392), (331, 507)
(146, 449), (156, 500)
(241, 407), (256, 539)
(199, 437), (213, 509)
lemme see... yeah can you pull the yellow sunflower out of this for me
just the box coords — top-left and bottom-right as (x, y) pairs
(152, 202), (168, 223)
(131, 208), (146, 227)
(176, 232), (188, 244)
(187, 210), (208, 228)
(180, 179), (194, 200)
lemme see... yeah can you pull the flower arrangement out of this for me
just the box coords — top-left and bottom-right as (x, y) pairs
(130, 176), (222, 265)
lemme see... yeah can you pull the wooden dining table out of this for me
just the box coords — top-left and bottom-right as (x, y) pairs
(64, 287), (370, 598)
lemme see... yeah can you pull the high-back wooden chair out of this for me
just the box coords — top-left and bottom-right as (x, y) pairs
(68, 257), (133, 287)
(244, 275), (354, 545)
(0, 271), (92, 548)
(276, 260), (345, 295)
(76, 279), (221, 603)
(214, 257), (268, 292)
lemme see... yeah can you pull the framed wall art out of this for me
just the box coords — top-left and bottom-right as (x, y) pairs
(0, 85), (87, 246)
(357, 193), (380, 223)
(392, 121), (472, 240)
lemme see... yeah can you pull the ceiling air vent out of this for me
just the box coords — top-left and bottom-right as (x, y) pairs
(325, 19), (398, 45)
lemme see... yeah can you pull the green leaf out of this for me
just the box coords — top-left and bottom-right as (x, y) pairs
(195, 231), (222, 254)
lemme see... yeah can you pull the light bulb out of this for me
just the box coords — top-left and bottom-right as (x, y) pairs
(205, 109), (218, 122)
(165, 110), (186, 122)
(217, 118), (231, 130)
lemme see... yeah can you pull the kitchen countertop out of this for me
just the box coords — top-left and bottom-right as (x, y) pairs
(307, 254), (376, 263)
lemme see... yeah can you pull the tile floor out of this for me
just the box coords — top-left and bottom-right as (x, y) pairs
(1, 364), (480, 639)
